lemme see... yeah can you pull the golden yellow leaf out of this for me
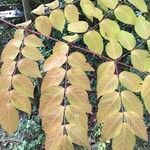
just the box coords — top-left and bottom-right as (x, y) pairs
(119, 71), (143, 92)
(100, 0), (118, 9)
(22, 46), (44, 61)
(41, 106), (64, 133)
(141, 75), (150, 113)
(53, 41), (69, 55)
(147, 40), (150, 50)
(24, 34), (44, 47)
(45, 0), (59, 10)
(0, 75), (11, 92)
(134, 16), (150, 40)
(64, 0), (73, 3)
(68, 21), (89, 33)
(66, 124), (89, 148)
(0, 102), (19, 134)
(118, 30), (136, 51)
(80, 0), (94, 21)
(41, 67), (65, 93)
(64, 4), (79, 23)
(12, 74), (34, 98)
(66, 85), (91, 112)
(99, 19), (120, 40)
(44, 54), (67, 72)
(49, 9), (65, 32)
(45, 125), (74, 150)
(83, 30), (103, 54)
(131, 49), (150, 72)
(1, 44), (19, 61)
(10, 90), (31, 114)
(35, 16), (52, 36)
(16, 20), (32, 27)
(14, 29), (24, 41)
(114, 5), (137, 25)
(1, 59), (16, 75)
(112, 123), (136, 150)
(7, 39), (22, 47)
(121, 90), (143, 117)
(97, 92), (121, 123)
(128, 0), (148, 12)
(31, 4), (45, 15)
(62, 34), (79, 42)
(18, 58), (41, 78)
(39, 86), (64, 116)
(97, 74), (119, 98)
(97, 0), (108, 11)
(67, 68), (91, 90)
(81, 3), (103, 21)
(124, 111), (148, 141)
(68, 52), (94, 71)
(97, 61), (116, 78)
(101, 112), (123, 141)
(106, 40), (123, 59)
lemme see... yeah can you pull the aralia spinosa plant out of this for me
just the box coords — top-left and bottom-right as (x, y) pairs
(0, 0), (150, 149)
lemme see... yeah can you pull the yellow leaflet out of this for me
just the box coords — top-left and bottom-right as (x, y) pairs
(68, 21), (89, 33)
(118, 30), (136, 51)
(24, 34), (44, 47)
(83, 30), (103, 54)
(124, 111), (148, 141)
(1, 44), (19, 61)
(101, 112), (123, 141)
(31, 4), (45, 15)
(44, 54), (67, 72)
(22, 46), (44, 61)
(97, 61), (116, 78)
(67, 68), (91, 91)
(106, 40), (123, 59)
(97, 74), (119, 97)
(0, 75), (11, 92)
(66, 85), (91, 112)
(100, 0), (118, 9)
(53, 41), (69, 55)
(135, 16), (150, 40)
(1, 59), (16, 75)
(39, 86), (64, 116)
(18, 58), (41, 78)
(112, 123), (136, 150)
(62, 34), (79, 42)
(114, 5), (137, 25)
(35, 16), (52, 36)
(68, 52), (94, 71)
(16, 20), (32, 28)
(80, 0), (94, 21)
(66, 124), (90, 148)
(0, 98), (19, 134)
(41, 106), (64, 133)
(45, 0), (59, 10)
(97, 92), (121, 123)
(45, 125), (74, 150)
(14, 29), (24, 41)
(119, 71), (143, 92)
(64, 0), (73, 3)
(99, 19), (120, 40)
(66, 106), (88, 131)
(121, 90), (143, 117)
(10, 90), (31, 114)
(128, 0), (148, 12)
(41, 67), (65, 93)
(131, 49), (150, 72)
(64, 4), (79, 23)
(12, 74), (34, 98)
(141, 75), (150, 113)
(49, 9), (65, 32)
